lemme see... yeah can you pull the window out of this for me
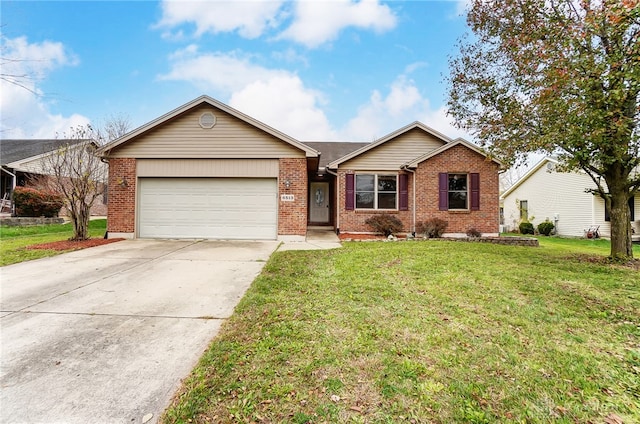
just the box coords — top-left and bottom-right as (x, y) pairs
(355, 174), (397, 209)
(520, 200), (529, 221)
(448, 174), (468, 210)
(438, 173), (480, 211)
(604, 197), (635, 222)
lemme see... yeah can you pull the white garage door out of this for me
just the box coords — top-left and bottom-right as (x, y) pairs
(138, 178), (277, 239)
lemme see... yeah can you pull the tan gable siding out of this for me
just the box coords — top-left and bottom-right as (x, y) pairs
(137, 159), (279, 177)
(342, 128), (445, 170)
(109, 104), (304, 159)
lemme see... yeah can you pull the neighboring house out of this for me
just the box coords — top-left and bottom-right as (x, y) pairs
(501, 157), (640, 238)
(97, 95), (502, 240)
(0, 139), (108, 216)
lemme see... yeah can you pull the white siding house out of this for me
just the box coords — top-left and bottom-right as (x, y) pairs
(501, 157), (639, 238)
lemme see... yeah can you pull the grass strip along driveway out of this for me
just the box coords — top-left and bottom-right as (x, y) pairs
(0, 219), (107, 266)
(164, 238), (639, 423)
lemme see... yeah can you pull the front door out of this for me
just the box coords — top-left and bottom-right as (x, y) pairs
(309, 182), (330, 224)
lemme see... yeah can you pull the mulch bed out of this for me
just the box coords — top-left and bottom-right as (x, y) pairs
(26, 238), (125, 251)
(338, 233), (396, 241)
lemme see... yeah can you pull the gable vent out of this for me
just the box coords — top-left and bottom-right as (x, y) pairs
(199, 112), (216, 129)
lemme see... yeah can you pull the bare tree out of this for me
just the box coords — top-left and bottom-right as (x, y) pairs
(40, 126), (106, 240)
(96, 112), (131, 144)
(40, 116), (130, 240)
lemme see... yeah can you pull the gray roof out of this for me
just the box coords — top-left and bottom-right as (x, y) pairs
(303, 142), (369, 170)
(1, 139), (85, 166)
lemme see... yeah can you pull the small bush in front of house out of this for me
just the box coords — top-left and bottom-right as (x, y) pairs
(365, 213), (403, 237)
(416, 218), (448, 238)
(13, 187), (64, 218)
(466, 227), (482, 238)
(537, 220), (555, 236)
(519, 221), (535, 235)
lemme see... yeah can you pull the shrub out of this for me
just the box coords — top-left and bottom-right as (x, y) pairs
(519, 221), (535, 235)
(416, 218), (448, 238)
(466, 227), (482, 238)
(364, 213), (403, 237)
(13, 187), (64, 217)
(537, 220), (555, 236)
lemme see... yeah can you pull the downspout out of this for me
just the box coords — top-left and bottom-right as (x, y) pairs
(402, 165), (416, 235)
(326, 167), (339, 233)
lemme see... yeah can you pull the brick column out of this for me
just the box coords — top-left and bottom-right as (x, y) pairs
(278, 158), (307, 238)
(107, 158), (136, 237)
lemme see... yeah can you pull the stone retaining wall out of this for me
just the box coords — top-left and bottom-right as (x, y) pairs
(0, 217), (65, 227)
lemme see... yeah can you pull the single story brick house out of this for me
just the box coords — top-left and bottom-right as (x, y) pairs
(98, 96), (502, 240)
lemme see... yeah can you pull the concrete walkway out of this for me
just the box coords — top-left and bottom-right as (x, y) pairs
(278, 227), (342, 251)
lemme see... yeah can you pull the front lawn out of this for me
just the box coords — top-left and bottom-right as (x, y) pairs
(0, 219), (107, 266)
(164, 238), (639, 423)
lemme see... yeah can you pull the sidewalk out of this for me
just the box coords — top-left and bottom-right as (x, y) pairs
(278, 227), (342, 251)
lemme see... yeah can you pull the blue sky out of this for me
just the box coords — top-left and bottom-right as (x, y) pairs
(1, 0), (471, 142)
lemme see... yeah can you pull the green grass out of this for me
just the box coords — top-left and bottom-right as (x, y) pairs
(163, 238), (639, 423)
(0, 219), (107, 266)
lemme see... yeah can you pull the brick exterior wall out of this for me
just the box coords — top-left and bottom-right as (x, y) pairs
(107, 158), (136, 234)
(337, 144), (500, 235)
(278, 158), (307, 236)
(337, 170), (414, 234)
(415, 144), (500, 234)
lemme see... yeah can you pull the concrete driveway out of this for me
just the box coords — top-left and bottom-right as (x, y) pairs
(0, 239), (279, 424)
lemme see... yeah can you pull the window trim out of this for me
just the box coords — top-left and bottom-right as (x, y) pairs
(520, 200), (529, 221)
(354, 173), (398, 210)
(448, 173), (469, 211)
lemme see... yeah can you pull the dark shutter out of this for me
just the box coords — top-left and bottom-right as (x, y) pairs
(399, 173), (408, 211)
(470, 173), (480, 211)
(345, 174), (355, 210)
(438, 173), (448, 211)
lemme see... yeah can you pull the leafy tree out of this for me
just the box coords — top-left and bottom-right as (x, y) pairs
(447, 0), (639, 260)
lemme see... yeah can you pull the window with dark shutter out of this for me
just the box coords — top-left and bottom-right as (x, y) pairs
(345, 174), (355, 210)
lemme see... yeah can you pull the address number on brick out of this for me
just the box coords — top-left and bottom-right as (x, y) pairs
(280, 194), (295, 202)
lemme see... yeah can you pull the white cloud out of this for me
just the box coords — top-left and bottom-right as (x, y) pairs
(156, 0), (397, 48)
(159, 47), (335, 140)
(0, 36), (89, 138)
(156, 0), (285, 38)
(159, 46), (469, 142)
(230, 75), (336, 140)
(342, 74), (469, 141)
(278, 0), (397, 48)
(160, 46), (289, 92)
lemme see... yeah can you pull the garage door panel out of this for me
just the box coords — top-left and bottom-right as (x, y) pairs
(138, 178), (277, 240)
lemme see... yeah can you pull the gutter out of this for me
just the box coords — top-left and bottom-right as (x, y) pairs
(401, 165), (416, 234)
